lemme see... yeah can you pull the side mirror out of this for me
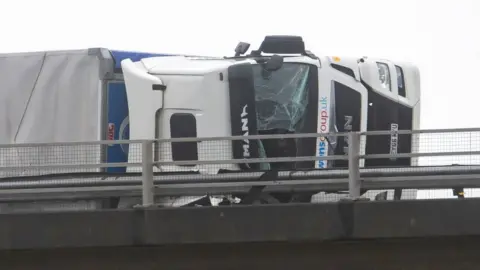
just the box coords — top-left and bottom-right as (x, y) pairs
(264, 55), (283, 71)
(234, 42), (250, 57)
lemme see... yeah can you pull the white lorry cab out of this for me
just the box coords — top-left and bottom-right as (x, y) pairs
(121, 35), (421, 174)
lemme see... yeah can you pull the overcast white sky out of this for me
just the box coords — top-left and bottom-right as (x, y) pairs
(1, 0), (479, 129)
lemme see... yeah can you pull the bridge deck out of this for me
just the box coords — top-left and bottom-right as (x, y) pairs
(2, 198), (480, 269)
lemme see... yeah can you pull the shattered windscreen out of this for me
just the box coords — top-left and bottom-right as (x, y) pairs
(252, 63), (310, 132)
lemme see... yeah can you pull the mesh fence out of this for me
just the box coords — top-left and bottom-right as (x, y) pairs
(0, 144), (101, 177)
(0, 141), (143, 212)
(0, 130), (479, 211)
(0, 142), (144, 175)
(417, 131), (480, 165)
(358, 130), (480, 167)
(360, 130), (480, 200)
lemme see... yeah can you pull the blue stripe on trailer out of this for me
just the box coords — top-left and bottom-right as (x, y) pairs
(109, 50), (174, 70)
(106, 82), (130, 173)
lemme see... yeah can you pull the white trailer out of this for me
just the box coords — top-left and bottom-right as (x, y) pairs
(0, 48), (175, 211)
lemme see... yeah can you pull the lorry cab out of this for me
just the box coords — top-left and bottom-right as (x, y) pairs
(121, 36), (420, 175)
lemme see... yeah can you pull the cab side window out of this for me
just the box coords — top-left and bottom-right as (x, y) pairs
(170, 113), (198, 164)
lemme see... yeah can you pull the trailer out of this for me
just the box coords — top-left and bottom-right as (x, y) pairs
(0, 49), (176, 210)
(0, 48), (174, 168)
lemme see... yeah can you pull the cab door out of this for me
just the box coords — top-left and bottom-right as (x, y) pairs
(331, 80), (363, 168)
(317, 57), (368, 169)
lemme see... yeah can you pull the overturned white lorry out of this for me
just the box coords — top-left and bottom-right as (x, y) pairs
(121, 35), (421, 204)
(122, 36), (420, 173)
(0, 36), (420, 209)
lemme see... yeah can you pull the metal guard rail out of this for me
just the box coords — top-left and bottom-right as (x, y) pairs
(0, 128), (479, 205)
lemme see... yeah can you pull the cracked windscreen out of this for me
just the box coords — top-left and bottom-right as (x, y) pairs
(252, 63), (310, 132)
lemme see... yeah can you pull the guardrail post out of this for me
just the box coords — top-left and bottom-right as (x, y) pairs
(348, 132), (361, 199)
(141, 140), (154, 207)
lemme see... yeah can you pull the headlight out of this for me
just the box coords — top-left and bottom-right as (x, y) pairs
(377, 62), (391, 91)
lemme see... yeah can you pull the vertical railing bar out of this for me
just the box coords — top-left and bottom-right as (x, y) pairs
(348, 132), (361, 199)
(141, 140), (154, 207)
